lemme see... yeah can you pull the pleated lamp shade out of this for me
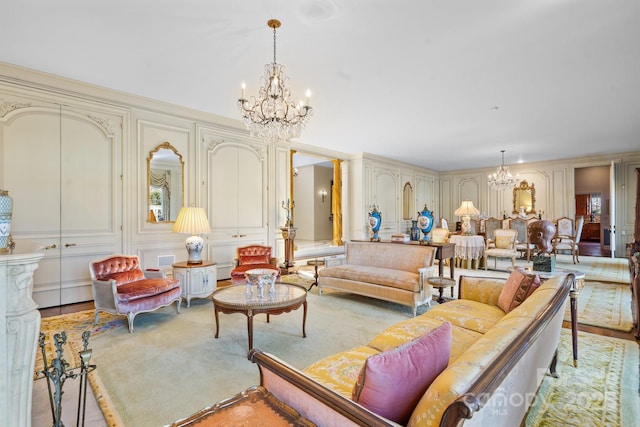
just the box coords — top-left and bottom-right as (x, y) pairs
(173, 207), (211, 264)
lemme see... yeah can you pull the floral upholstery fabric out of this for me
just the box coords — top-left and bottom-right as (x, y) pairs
(458, 276), (504, 305)
(304, 346), (380, 399)
(298, 273), (566, 427)
(367, 316), (482, 364)
(423, 300), (505, 334)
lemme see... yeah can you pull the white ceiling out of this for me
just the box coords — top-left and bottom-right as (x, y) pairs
(2, 0), (639, 171)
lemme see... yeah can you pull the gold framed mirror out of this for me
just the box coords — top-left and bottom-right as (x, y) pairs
(512, 180), (536, 215)
(402, 181), (414, 220)
(147, 142), (184, 223)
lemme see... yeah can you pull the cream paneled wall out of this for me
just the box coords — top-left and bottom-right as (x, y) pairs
(348, 154), (440, 241)
(1, 61), (639, 306)
(134, 117), (194, 269)
(0, 84), (126, 308)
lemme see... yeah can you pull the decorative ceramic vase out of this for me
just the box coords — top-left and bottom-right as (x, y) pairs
(410, 220), (420, 241)
(368, 206), (382, 241)
(0, 190), (12, 253)
(417, 204), (434, 242)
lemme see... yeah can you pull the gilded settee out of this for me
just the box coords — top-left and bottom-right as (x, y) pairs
(247, 273), (573, 426)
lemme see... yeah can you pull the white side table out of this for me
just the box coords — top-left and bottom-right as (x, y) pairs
(173, 261), (217, 307)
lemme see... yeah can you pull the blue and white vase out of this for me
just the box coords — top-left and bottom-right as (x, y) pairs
(417, 204), (434, 242)
(0, 190), (12, 253)
(368, 206), (382, 241)
(410, 220), (420, 241)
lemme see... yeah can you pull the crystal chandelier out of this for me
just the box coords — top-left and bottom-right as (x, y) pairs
(488, 150), (520, 191)
(238, 19), (313, 142)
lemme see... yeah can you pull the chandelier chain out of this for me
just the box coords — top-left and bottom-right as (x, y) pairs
(272, 25), (277, 64)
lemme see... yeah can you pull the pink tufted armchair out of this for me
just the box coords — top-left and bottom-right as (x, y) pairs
(230, 245), (280, 284)
(89, 255), (182, 333)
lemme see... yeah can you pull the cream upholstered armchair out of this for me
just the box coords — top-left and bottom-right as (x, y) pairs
(89, 255), (182, 333)
(230, 245), (280, 284)
(553, 215), (585, 264)
(483, 229), (518, 270)
(431, 227), (450, 243)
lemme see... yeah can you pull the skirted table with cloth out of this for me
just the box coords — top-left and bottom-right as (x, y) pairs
(448, 235), (485, 269)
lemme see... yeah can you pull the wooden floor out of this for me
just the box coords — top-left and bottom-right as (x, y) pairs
(578, 240), (611, 257)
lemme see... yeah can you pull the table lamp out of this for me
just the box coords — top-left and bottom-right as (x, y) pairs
(173, 207), (211, 264)
(455, 201), (480, 235)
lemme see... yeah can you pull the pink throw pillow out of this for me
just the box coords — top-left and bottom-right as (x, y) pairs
(498, 268), (541, 313)
(352, 322), (451, 424)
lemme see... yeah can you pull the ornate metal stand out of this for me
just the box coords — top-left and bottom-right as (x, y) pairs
(38, 330), (96, 427)
(281, 199), (296, 271)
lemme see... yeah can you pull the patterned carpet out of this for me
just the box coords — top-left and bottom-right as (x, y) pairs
(36, 285), (639, 427)
(35, 310), (126, 427)
(564, 281), (634, 332)
(525, 329), (639, 426)
(35, 310), (124, 376)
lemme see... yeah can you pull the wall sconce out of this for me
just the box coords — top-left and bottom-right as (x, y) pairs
(320, 189), (327, 203)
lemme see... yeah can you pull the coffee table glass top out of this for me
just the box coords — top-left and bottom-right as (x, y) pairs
(212, 283), (307, 308)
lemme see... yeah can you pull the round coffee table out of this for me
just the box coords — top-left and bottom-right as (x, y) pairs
(212, 283), (308, 351)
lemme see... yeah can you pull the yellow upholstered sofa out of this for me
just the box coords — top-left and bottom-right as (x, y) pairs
(247, 273), (573, 427)
(318, 241), (437, 316)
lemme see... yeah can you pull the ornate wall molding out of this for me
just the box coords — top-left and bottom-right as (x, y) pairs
(0, 99), (32, 118)
(204, 137), (266, 161)
(87, 114), (115, 137)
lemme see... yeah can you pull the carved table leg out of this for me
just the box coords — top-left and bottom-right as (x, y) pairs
(247, 310), (254, 351)
(302, 300), (307, 338)
(549, 349), (559, 378)
(570, 286), (579, 367)
(214, 307), (220, 339)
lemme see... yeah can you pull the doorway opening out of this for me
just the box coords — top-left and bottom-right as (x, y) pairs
(575, 166), (611, 257)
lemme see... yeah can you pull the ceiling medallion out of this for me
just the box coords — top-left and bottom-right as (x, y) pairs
(238, 19), (313, 142)
(488, 150), (520, 191)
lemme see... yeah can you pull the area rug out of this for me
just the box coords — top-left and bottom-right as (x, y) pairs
(35, 310), (125, 376)
(38, 290), (639, 427)
(36, 310), (127, 427)
(525, 329), (640, 426)
(561, 255), (631, 284)
(480, 254), (630, 284)
(564, 281), (634, 332)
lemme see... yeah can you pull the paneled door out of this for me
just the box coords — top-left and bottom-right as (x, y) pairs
(0, 93), (123, 308)
(202, 134), (268, 280)
(373, 166), (399, 240)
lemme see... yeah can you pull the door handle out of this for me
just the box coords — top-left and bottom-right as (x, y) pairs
(44, 244), (57, 250)
(65, 243), (77, 247)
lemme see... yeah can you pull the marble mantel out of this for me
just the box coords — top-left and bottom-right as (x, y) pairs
(1, 244), (44, 427)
